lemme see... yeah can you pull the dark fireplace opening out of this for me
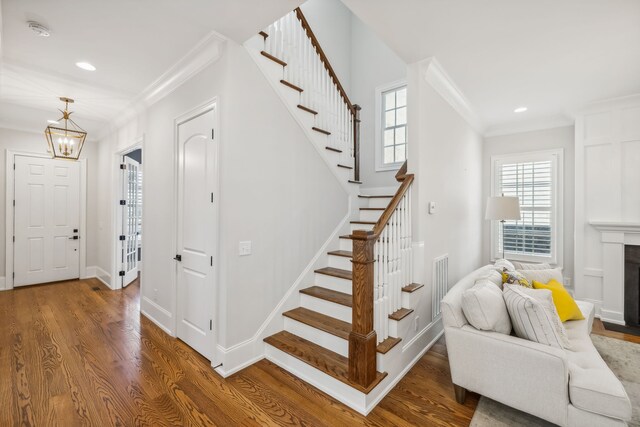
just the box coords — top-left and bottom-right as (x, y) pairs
(624, 245), (640, 328)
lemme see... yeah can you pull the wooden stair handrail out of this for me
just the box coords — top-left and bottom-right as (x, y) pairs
(294, 7), (355, 115)
(348, 161), (414, 389)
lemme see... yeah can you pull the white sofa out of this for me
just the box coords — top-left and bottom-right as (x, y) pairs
(442, 265), (632, 427)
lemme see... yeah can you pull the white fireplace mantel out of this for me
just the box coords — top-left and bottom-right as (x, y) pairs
(588, 221), (640, 325)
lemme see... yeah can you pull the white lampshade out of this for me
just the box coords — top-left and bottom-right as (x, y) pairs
(485, 196), (521, 221)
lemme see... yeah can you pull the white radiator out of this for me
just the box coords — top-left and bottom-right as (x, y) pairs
(432, 254), (449, 320)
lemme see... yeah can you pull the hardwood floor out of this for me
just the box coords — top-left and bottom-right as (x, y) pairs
(0, 278), (478, 426)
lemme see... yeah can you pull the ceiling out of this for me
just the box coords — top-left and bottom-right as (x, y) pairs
(0, 0), (301, 137)
(342, 0), (640, 135)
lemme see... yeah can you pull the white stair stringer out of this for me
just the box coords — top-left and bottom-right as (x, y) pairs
(244, 35), (358, 196)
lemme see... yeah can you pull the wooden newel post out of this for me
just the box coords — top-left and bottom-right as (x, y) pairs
(353, 104), (362, 182)
(348, 229), (377, 388)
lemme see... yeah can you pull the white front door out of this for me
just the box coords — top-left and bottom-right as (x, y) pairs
(119, 156), (140, 287)
(14, 155), (81, 286)
(176, 107), (217, 360)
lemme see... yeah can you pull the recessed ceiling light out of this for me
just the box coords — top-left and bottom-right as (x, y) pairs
(47, 119), (59, 124)
(514, 107), (528, 113)
(76, 62), (96, 71)
(28, 21), (50, 37)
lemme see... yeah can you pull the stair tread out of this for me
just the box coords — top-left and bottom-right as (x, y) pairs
(348, 180), (362, 184)
(314, 267), (352, 281)
(297, 104), (318, 115)
(313, 127), (332, 135)
(337, 164), (353, 169)
(351, 220), (376, 225)
(283, 308), (402, 354)
(402, 283), (424, 293)
(325, 146), (342, 153)
(300, 286), (352, 307)
(280, 79), (303, 92)
(339, 235), (352, 239)
(259, 31), (269, 39)
(377, 336), (402, 354)
(264, 331), (387, 394)
(360, 208), (385, 211)
(358, 195), (394, 198)
(389, 307), (414, 321)
(327, 250), (352, 258)
(260, 51), (286, 67)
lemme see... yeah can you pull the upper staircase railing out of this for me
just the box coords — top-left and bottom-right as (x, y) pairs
(350, 161), (414, 388)
(261, 8), (361, 180)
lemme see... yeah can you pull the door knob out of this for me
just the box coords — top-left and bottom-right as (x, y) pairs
(174, 254), (182, 261)
(68, 236), (79, 240)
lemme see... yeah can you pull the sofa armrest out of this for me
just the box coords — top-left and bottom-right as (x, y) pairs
(445, 325), (570, 426)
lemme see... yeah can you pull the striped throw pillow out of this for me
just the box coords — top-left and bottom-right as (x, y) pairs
(503, 285), (570, 349)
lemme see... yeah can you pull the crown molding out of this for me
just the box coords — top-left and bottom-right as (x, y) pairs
(0, 122), (43, 136)
(483, 115), (575, 138)
(97, 30), (227, 139)
(419, 57), (485, 134)
(578, 93), (640, 115)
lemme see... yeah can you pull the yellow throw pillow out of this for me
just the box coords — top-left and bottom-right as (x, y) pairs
(533, 279), (584, 322)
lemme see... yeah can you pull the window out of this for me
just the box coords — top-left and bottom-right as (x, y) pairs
(376, 81), (407, 171)
(491, 150), (563, 264)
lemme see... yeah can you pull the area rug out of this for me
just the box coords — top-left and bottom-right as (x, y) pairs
(470, 335), (640, 426)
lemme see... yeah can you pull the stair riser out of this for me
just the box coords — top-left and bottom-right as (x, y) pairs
(350, 223), (375, 233)
(359, 210), (383, 222)
(388, 311), (415, 338)
(283, 317), (348, 357)
(366, 198), (393, 209)
(402, 287), (423, 309)
(313, 274), (352, 294)
(300, 294), (352, 323)
(327, 255), (352, 271)
(339, 238), (352, 251)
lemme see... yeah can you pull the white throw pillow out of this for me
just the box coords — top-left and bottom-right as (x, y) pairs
(512, 261), (551, 270)
(477, 269), (504, 289)
(518, 268), (563, 285)
(462, 279), (512, 335)
(503, 285), (570, 349)
(493, 258), (515, 272)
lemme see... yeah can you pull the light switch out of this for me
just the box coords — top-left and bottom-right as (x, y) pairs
(239, 241), (252, 256)
(428, 201), (437, 214)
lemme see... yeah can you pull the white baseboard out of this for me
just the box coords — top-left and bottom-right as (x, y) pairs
(0, 276), (6, 291)
(83, 265), (112, 289)
(600, 309), (625, 325)
(141, 296), (174, 336)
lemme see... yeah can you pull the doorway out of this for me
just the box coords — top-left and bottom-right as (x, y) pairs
(175, 102), (217, 360)
(6, 152), (87, 288)
(114, 144), (143, 289)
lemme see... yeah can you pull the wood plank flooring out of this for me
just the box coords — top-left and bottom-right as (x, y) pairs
(1, 278), (633, 426)
(0, 278), (478, 426)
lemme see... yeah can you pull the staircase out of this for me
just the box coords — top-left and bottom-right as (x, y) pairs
(245, 8), (426, 414)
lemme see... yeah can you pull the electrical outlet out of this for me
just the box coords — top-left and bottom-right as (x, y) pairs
(564, 277), (572, 288)
(414, 315), (420, 331)
(239, 241), (252, 256)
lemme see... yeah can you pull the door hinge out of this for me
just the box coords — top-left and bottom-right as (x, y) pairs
(13, 272), (15, 279)
(119, 235), (126, 241)
(12, 236), (15, 243)
(210, 193), (214, 203)
(174, 254), (182, 262)
(119, 200), (126, 205)
(119, 271), (125, 277)
(120, 164), (126, 170)
(12, 200), (15, 207)
(210, 256), (213, 266)
(210, 319), (213, 330)
(211, 129), (215, 140)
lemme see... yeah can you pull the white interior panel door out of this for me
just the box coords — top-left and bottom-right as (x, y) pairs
(176, 107), (216, 360)
(14, 155), (80, 286)
(119, 156), (140, 287)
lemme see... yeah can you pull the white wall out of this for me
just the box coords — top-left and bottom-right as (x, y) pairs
(95, 40), (348, 360)
(407, 60), (483, 325)
(482, 126), (575, 281)
(575, 94), (640, 322)
(0, 127), (100, 280)
(350, 16), (407, 190)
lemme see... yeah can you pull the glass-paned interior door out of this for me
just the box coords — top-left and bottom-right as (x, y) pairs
(120, 156), (140, 287)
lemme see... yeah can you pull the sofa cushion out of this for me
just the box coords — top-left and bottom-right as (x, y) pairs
(477, 269), (504, 289)
(461, 279), (511, 334)
(503, 285), (570, 348)
(519, 268), (563, 285)
(442, 265), (498, 329)
(493, 258), (515, 272)
(512, 261), (551, 270)
(567, 335), (632, 421)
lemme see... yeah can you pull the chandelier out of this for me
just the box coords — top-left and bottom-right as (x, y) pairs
(44, 97), (87, 160)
